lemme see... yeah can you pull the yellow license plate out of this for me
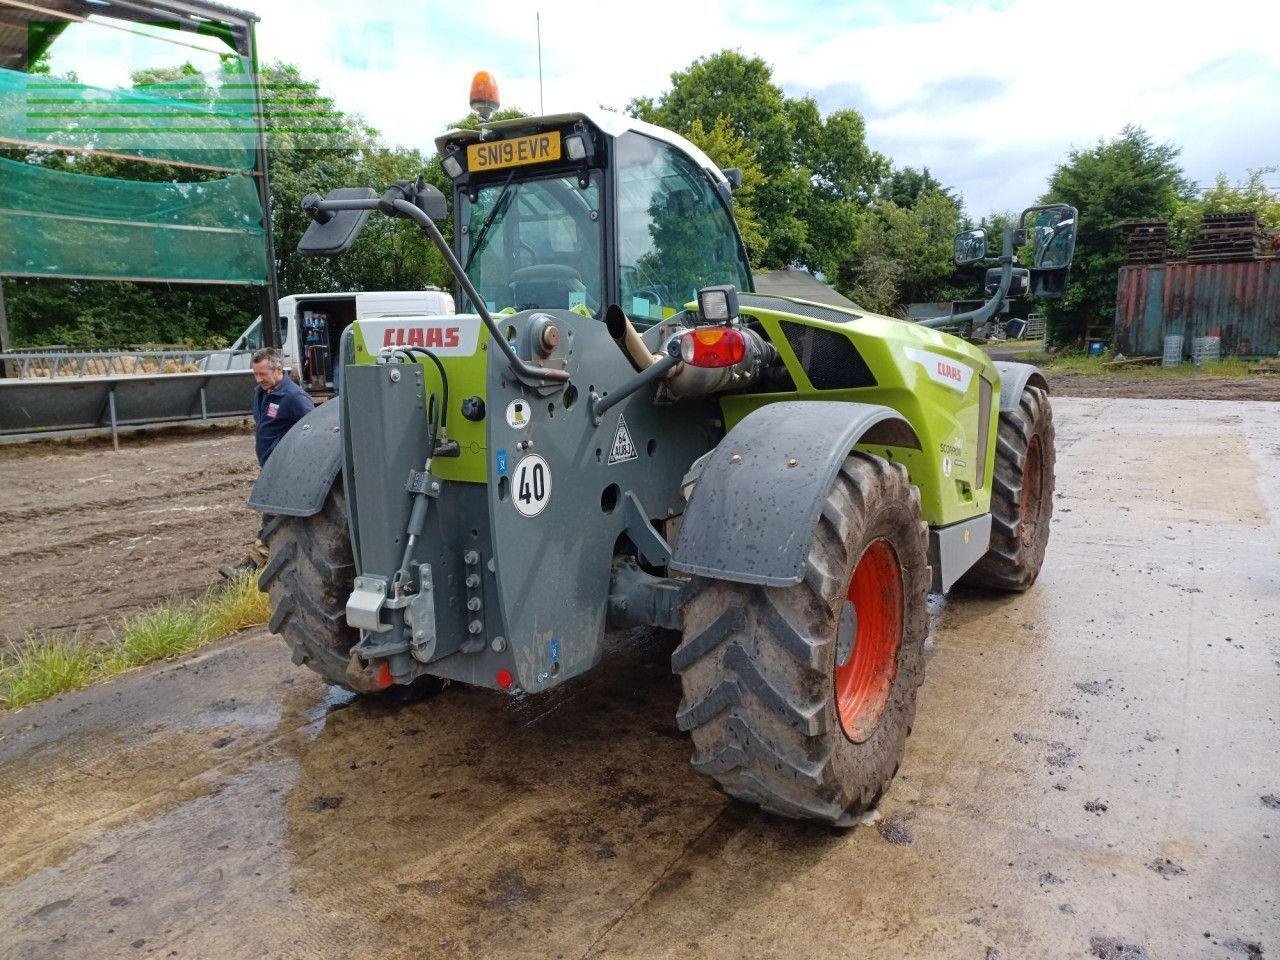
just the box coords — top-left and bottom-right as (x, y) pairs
(467, 132), (561, 172)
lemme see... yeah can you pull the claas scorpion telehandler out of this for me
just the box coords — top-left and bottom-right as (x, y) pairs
(250, 76), (1077, 825)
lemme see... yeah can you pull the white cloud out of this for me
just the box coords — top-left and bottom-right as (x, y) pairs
(238, 0), (1280, 213)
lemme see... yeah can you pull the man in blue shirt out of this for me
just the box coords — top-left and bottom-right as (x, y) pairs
(251, 347), (314, 465)
(221, 348), (315, 577)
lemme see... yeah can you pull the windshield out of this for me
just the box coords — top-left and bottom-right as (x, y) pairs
(460, 171), (603, 314)
(615, 132), (751, 324)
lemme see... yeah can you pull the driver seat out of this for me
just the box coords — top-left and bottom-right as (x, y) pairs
(509, 263), (588, 311)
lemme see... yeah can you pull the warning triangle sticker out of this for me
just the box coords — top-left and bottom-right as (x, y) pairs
(608, 414), (639, 465)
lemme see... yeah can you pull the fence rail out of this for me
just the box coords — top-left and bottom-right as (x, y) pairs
(0, 369), (257, 449)
(0, 348), (252, 379)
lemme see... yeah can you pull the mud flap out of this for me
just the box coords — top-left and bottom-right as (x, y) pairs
(247, 399), (343, 517)
(669, 400), (919, 587)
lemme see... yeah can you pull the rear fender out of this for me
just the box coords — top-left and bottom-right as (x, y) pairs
(247, 398), (342, 517)
(669, 400), (920, 587)
(992, 361), (1049, 412)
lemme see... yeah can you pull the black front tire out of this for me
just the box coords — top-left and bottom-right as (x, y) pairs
(673, 453), (930, 826)
(958, 385), (1055, 591)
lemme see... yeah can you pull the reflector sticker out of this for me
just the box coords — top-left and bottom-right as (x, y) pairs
(904, 347), (973, 393)
(608, 415), (638, 465)
(357, 315), (481, 356)
(513, 454), (551, 517)
(505, 398), (531, 430)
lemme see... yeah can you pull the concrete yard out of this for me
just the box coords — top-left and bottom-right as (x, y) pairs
(0, 397), (1277, 960)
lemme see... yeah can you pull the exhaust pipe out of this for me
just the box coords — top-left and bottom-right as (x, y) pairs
(604, 304), (665, 372)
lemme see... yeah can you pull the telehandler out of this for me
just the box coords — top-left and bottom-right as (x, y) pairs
(250, 85), (1076, 825)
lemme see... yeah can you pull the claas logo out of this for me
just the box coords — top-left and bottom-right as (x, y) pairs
(936, 361), (963, 383)
(382, 326), (462, 348)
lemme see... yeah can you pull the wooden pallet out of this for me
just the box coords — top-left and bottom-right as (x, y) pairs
(1122, 220), (1169, 265)
(1187, 213), (1266, 263)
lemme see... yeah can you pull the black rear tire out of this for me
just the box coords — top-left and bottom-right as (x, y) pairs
(673, 453), (930, 826)
(958, 385), (1055, 592)
(259, 479), (442, 699)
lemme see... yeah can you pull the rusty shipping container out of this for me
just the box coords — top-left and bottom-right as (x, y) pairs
(1114, 260), (1280, 357)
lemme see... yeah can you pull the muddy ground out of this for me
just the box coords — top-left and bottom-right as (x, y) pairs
(0, 424), (259, 647)
(1, 397), (1277, 960)
(1045, 371), (1280, 401)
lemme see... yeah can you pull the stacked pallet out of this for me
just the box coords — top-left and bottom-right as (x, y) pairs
(1187, 212), (1267, 263)
(1122, 220), (1169, 264)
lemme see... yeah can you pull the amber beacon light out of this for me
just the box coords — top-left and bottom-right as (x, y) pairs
(470, 71), (500, 120)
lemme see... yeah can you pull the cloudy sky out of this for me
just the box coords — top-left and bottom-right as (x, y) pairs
(53, 0), (1280, 216)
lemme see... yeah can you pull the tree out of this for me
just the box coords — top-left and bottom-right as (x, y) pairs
(835, 187), (966, 314)
(1168, 168), (1280, 254)
(627, 50), (886, 272)
(1038, 125), (1193, 342)
(684, 116), (766, 260)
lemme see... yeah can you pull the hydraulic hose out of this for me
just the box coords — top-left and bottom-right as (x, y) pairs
(388, 197), (569, 385)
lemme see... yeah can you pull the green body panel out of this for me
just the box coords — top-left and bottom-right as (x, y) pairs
(350, 321), (491, 484)
(719, 296), (1000, 527)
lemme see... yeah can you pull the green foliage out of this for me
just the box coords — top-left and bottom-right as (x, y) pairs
(684, 116), (766, 259)
(837, 182), (968, 314)
(0, 634), (97, 708)
(627, 50), (890, 277)
(1, 573), (269, 710)
(1168, 168), (1280, 254)
(1038, 126), (1193, 343)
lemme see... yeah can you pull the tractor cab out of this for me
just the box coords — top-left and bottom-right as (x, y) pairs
(435, 106), (753, 328)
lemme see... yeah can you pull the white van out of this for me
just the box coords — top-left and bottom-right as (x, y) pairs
(205, 289), (456, 387)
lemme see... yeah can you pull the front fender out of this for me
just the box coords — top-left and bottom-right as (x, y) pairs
(669, 400), (920, 587)
(992, 361), (1049, 412)
(247, 398), (342, 517)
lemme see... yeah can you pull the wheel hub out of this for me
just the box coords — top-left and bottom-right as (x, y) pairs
(834, 538), (903, 743)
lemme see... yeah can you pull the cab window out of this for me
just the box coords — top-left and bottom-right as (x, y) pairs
(460, 172), (603, 314)
(614, 132), (751, 325)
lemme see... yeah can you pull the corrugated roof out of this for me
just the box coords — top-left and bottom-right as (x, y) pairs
(753, 269), (864, 311)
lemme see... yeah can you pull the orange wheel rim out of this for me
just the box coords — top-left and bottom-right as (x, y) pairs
(835, 538), (903, 743)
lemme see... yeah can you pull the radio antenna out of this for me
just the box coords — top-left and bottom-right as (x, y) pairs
(536, 12), (544, 115)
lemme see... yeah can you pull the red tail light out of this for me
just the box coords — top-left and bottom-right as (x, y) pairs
(680, 326), (746, 368)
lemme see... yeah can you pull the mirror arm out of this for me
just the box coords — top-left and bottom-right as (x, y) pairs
(924, 227), (1015, 329)
(388, 197), (569, 385)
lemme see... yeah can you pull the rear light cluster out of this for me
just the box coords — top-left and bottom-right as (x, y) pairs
(679, 326), (746, 368)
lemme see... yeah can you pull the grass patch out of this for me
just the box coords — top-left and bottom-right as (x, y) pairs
(104, 603), (206, 672)
(0, 635), (98, 709)
(1, 572), (268, 710)
(1038, 351), (1260, 379)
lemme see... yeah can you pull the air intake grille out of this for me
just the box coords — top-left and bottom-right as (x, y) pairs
(778, 321), (877, 390)
(739, 294), (862, 325)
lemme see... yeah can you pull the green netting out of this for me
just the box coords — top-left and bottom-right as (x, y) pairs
(0, 156), (267, 283)
(0, 66), (258, 170)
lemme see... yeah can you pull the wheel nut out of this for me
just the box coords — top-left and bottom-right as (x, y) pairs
(465, 573), (480, 588)
(468, 619), (483, 634)
(464, 550), (479, 565)
(467, 597), (482, 611)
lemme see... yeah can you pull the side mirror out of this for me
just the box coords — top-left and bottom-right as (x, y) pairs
(298, 187), (377, 257)
(1020, 204), (1078, 270)
(415, 183), (448, 221)
(954, 228), (987, 265)
(1020, 204), (1077, 299)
